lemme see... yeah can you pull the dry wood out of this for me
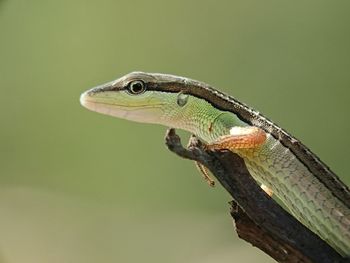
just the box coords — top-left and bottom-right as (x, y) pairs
(165, 128), (348, 263)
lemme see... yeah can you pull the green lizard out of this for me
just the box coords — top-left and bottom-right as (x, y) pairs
(80, 71), (350, 256)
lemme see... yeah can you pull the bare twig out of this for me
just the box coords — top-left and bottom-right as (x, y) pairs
(165, 128), (347, 263)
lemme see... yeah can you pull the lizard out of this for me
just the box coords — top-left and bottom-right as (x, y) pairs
(80, 71), (350, 256)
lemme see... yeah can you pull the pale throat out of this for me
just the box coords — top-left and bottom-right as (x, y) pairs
(160, 94), (245, 143)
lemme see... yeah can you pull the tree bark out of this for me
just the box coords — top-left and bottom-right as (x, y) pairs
(164, 128), (348, 263)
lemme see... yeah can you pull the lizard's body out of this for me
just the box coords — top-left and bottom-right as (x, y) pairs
(80, 72), (350, 256)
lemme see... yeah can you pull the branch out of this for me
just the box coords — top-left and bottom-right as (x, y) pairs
(164, 128), (347, 263)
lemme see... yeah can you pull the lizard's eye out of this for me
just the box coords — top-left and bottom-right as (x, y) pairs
(127, 80), (146, 95)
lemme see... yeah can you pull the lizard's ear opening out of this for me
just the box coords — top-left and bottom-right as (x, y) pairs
(177, 92), (189, 107)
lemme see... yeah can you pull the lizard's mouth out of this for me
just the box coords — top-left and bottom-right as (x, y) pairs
(80, 91), (165, 110)
(80, 91), (166, 124)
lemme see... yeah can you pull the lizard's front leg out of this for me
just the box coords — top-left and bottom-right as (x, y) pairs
(195, 126), (273, 196)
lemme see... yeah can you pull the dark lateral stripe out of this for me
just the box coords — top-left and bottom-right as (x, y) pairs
(148, 80), (350, 207)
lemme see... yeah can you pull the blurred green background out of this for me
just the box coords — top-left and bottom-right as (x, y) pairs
(0, 0), (349, 262)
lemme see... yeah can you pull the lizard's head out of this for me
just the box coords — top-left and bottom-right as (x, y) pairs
(80, 71), (195, 125)
(80, 71), (239, 142)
